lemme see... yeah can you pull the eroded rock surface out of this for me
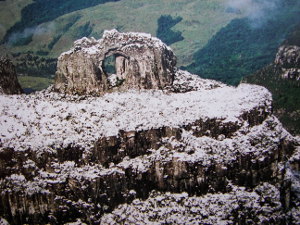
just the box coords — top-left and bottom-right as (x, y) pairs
(54, 30), (176, 95)
(0, 57), (22, 94)
(1, 70), (300, 224)
(1, 33), (300, 224)
(275, 45), (300, 80)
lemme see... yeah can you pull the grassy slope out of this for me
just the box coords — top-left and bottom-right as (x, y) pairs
(1, 0), (239, 66)
(18, 75), (53, 92)
(1, 0), (123, 44)
(0, 0), (32, 40)
(186, 0), (300, 85)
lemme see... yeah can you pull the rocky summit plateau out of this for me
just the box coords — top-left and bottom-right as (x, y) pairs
(0, 30), (300, 224)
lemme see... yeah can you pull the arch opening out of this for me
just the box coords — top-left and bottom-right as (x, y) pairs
(103, 55), (116, 76)
(103, 53), (127, 87)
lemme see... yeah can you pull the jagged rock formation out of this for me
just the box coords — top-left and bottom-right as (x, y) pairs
(54, 30), (176, 95)
(101, 183), (287, 224)
(0, 57), (22, 94)
(1, 33), (300, 224)
(275, 45), (300, 80)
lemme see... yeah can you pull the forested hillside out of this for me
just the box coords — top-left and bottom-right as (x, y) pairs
(186, 0), (300, 85)
(0, 0), (299, 91)
(2, 0), (122, 44)
(0, 0), (238, 90)
(244, 22), (300, 135)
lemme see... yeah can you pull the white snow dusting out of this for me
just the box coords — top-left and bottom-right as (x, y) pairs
(0, 78), (271, 154)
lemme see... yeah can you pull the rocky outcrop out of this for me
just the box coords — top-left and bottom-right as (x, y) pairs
(101, 184), (286, 224)
(1, 33), (300, 224)
(1, 72), (299, 224)
(54, 30), (176, 95)
(275, 45), (300, 80)
(0, 57), (22, 94)
(245, 43), (300, 135)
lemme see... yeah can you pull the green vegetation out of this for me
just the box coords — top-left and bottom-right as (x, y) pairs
(244, 65), (300, 135)
(284, 23), (300, 46)
(48, 15), (81, 50)
(15, 54), (57, 78)
(0, 0), (236, 92)
(186, 1), (300, 85)
(103, 55), (116, 75)
(75, 22), (93, 39)
(1, 0), (236, 64)
(18, 75), (53, 93)
(0, 0), (32, 40)
(12, 34), (33, 46)
(2, 0), (121, 43)
(156, 15), (184, 46)
(48, 35), (63, 50)
(244, 21), (300, 135)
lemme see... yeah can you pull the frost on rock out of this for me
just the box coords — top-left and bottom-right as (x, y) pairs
(54, 29), (176, 95)
(0, 32), (300, 224)
(101, 183), (283, 224)
(0, 80), (273, 154)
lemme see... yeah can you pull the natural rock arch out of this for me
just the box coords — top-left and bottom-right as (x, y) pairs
(54, 30), (177, 95)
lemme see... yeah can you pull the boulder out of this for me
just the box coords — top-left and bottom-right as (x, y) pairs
(54, 30), (176, 95)
(0, 57), (22, 94)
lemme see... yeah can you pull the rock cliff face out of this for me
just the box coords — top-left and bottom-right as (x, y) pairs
(1, 33), (300, 224)
(0, 57), (22, 94)
(275, 45), (300, 80)
(54, 30), (176, 95)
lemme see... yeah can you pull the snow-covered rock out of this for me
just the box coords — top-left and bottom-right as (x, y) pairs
(0, 32), (300, 224)
(101, 183), (284, 224)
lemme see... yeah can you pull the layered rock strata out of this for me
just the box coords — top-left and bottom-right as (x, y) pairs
(1, 32), (300, 224)
(0, 70), (299, 224)
(54, 30), (176, 95)
(0, 57), (22, 94)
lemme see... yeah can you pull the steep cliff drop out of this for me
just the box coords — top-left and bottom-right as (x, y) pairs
(0, 57), (22, 94)
(0, 31), (300, 224)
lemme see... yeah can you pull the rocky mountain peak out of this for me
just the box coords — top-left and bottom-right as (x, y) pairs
(0, 57), (22, 95)
(54, 30), (176, 95)
(274, 45), (300, 80)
